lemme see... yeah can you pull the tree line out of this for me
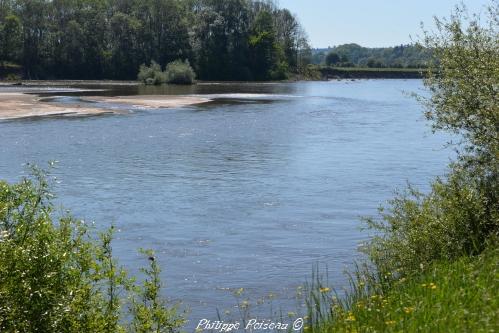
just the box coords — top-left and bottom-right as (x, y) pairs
(0, 0), (311, 80)
(312, 43), (431, 68)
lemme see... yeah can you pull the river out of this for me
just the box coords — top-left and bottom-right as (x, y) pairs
(0, 80), (451, 328)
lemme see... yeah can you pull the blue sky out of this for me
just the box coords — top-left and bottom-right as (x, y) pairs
(279, 0), (491, 48)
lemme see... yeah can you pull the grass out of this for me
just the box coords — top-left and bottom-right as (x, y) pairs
(305, 247), (499, 332)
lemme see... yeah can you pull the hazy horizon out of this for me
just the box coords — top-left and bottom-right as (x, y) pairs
(279, 0), (491, 48)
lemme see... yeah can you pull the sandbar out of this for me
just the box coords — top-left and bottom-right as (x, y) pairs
(0, 92), (113, 120)
(86, 95), (211, 109)
(0, 92), (211, 120)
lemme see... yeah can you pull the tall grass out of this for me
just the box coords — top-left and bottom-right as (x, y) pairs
(305, 248), (498, 332)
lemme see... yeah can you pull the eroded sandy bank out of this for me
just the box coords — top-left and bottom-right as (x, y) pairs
(0, 92), (211, 120)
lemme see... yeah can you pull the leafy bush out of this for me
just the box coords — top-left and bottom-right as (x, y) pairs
(164, 60), (195, 85)
(137, 60), (195, 85)
(137, 61), (166, 85)
(364, 166), (498, 277)
(0, 166), (185, 332)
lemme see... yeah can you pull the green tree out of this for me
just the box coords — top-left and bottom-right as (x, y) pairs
(325, 52), (340, 66)
(274, 8), (299, 70)
(249, 10), (277, 80)
(0, 14), (21, 64)
(421, 2), (499, 171)
(19, 0), (50, 78)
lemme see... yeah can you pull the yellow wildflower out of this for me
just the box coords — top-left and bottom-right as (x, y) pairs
(403, 306), (415, 314)
(385, 320), (396, 325)
(320, 287), (331, 293)
(345, 312), (356, 321)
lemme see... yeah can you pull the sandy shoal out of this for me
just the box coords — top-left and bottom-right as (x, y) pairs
(86, 95), (211, 108)
(0, 93), (211, 120)
(0, 92), (113, 120)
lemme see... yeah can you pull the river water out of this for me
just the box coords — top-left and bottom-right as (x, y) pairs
(0, 80), (451, 328)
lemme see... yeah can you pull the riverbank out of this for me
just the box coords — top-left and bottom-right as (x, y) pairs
(318, 67), (426, 79)
(307, 247), (498, 332)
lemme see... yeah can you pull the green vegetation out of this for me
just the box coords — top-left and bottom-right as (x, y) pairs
(306, 248), (498, 332)
(164, 60), (196, 85)
(312, 44), (431, 68)
(306, 2), (499, 332)
(0, 166), (185, 332)
(0, 0), (311, 81)
(316, 66), (426, 79)
(311, 44), (431, 78)
(138, 61), (167, 86)
(138, 60), (195, 85)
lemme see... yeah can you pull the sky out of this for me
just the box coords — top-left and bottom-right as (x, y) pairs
(279, 0), (492, 48)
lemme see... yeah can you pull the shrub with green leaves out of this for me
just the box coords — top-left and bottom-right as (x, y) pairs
(0, 166), (185, 333)
(137, 60), (195, 85)
(364, 166), (498, 277)
(164, 60), (195, 85)
(137, 61), (166, 85)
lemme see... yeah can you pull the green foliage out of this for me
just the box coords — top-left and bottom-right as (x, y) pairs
(138, 60), (195, 85)
(129, 250), (185, 333)
(0, 0), (309, 81)
(0, 14), (22, 63)
(364, 167), (498, 277)
(138, 61), (166, 85)
(0, 166), (185, 332)
(164, 60), (195, 84)
(325, 52), (340, 66)
(421, 2), (499, 170)
(312, 44), (431, 68)
(248, 10), (279, 80)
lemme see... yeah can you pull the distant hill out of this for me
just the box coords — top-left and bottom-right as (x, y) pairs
(312, 44), (431, 68)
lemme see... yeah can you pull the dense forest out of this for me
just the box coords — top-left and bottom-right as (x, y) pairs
(312, 43), (431, 68)
(0, 0), (311, 80)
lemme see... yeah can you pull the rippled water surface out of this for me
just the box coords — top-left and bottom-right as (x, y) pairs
(0, 80), (451, 327)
